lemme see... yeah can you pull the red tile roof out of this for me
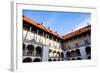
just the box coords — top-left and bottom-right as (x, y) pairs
(23, 16), (62, 39)
(23, 16), (91, 40)
(62, 25), (91, 40)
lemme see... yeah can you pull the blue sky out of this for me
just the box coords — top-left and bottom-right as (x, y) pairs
(23, 10), (91, 36)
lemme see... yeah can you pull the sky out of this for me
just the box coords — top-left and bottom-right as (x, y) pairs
(23, 10), (91, 36)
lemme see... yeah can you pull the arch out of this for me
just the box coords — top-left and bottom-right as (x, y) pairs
(49, 49), (52, 53)
(49, 52), (53, 57)
(85, 46), (91, 55)
(48, 59), (52, 61)
(23, 57), (32, 63)
(33, 58), (41, 62)
(26, 44), (34, 56)
(35, 46), (42, 56)
(26, 44), (34, 51)
(57, 51), (60, 57)
(66, 51), (70, 57)
(53, 50), (56, 54)
(53, 50), (57, 57)
(75, 49), (81, 56)
(71, 50), (75, 57)
(53, 59), (56, 61)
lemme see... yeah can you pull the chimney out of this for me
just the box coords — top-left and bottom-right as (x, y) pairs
(87, 22), (90, 26)
(41, 22), (43, 25)
(48, 27), (50, 29)
(55, 31), (57, 33)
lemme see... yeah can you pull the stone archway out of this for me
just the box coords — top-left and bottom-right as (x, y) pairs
(35, 46), (42, 56)
(26, 44), (34, 56)
(70, 50), (75, 57)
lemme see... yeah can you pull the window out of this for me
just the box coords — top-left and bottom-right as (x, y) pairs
(75, 49), (81, 56)
(35, 46), (42, 56)
(85, 46), (91, 55)
(26, 44), (34, 56)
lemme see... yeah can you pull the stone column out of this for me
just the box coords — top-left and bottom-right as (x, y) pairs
(42, 45), (49, 61)
(80, 46), (87, 59)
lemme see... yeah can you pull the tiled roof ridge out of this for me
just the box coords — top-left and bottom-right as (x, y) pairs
(23, 16), (62, 39)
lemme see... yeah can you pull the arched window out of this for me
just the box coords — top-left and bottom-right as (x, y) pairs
(75, 49), (81, 56)
(49, 49), (52, 57)
(23, 57), (32, 63)
(26, 44), (34, 56)
(71, 50), (75, 57)
(33, 58), (41, 62)
(57, 51), (60, 57)
(85, 46), (91, 55)
(53, 50), (56, 54)
(36, 46), (42, 56)
(27, 44), (34, 51)
(53, 50), (57, 57)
